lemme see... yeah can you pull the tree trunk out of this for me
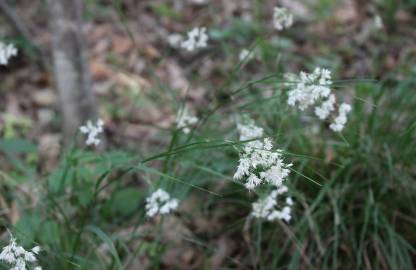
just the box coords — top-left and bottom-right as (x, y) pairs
(47, 0), (97, 145)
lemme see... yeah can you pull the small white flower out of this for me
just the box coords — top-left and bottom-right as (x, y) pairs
(24, 251), (36, 262)
(315, 94), (336, 120)
(145, 189), (178, 217)
(0, 234), (42, 270)
(374, 15), (383, 29)
(286, 68), (352, 132)
(234, 120), (292, 190)
(237, 120), (264, 141)
(14, 257), (26, 270)
(273, 7), (293, 31)
(0, 245), (16, 264)
(251, 186), (293, 222)
(0, 42), (18, 65)
(31, 246), (41, 255)
(286, 67), (332, 111)
(245, 174), (262, 190)
(167, 33), (184, 48)
(79, 118), (104, 146)
(330, 103), (352, 132)
(176, 107), (198, 134)
(181, 27), (209, 51)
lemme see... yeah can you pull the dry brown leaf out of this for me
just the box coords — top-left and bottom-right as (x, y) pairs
(112, 36), (134, 55)
(38, 134), (61, 172)
(10, 201), (20, 225)
(143, 45), (160, 59)
(210, 237), (234, 268)
(90, 61), (114, 81)
(32, 89), (57, 107)
(333, 0), (358, 23)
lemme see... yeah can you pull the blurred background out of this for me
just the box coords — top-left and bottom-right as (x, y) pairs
(0, 0), (416, 269)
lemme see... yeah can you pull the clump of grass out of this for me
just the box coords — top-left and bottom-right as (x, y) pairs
(1, 1), (416, 270)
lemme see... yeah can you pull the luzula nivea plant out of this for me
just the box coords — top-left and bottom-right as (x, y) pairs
(1, 1), (360, 265)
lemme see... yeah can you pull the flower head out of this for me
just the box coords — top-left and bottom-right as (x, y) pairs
(234, 120), (292, 190)
(286, 67), (332, 111)
(0, 234), (42, 270)
(181, 27), (208, 51)
(286, 67), (353, 132)
(79, 118), (104, 146)
(251, 186), (293, 222)
(237, 119), (264, 141)
(315, 94), (336, 120)
(145, 189), (178, 217)
(330, 103), (352, 132)
(176, 107), (198, 134)
(0, 42), (18, 66)
(273, 7), (293, 31)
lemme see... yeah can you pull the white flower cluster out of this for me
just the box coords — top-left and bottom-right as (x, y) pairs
(286, 67), (352, 132)
(330, 103), (352, 132)
(0, 234), (42, 270)
(0, 42), (18, 66)
(251, 185), (293, 222)
(273, 7), (293, 31)
(176, 107), (198, 134)
(234, 120), (292, 190)
(79, 119), (104, 146)
(286, 67), (332, 111)
(237, 120), (264, 141)
(145, 189), (179, 217)
(315, 94), (336, 120)
(181, 27), (209, 51)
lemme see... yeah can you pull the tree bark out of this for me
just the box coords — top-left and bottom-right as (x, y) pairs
(47, 0), (97, 145)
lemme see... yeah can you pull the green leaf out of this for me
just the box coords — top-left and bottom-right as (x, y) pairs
(86, 225), (123, 269)
(110, 188), (141, 215)
(0, 138), (37, 154)
(149, 3), (180, 19)
(15, 213), (42, 245)
(39, 220), (60, 246)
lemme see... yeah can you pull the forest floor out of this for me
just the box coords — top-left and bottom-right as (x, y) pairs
(1, 0), (416, 269)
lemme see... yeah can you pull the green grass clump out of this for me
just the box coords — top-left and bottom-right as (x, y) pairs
(1, 1), (416, 269)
